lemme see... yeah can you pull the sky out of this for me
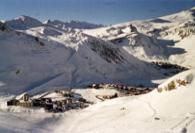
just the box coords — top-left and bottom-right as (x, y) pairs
(0, 0), (195, 25)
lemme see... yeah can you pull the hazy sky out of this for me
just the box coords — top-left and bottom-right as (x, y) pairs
(0, 0), (195, 24)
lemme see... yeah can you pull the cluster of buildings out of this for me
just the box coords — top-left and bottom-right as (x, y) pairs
(90, 83), (152, 98)
(7, 90), (92, 113)
(7, 82), (155, 112)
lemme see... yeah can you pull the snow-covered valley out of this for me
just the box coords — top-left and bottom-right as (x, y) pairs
(0, 7), (195, 133)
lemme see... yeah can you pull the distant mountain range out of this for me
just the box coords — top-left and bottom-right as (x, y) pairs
(3, 15), (103, 30)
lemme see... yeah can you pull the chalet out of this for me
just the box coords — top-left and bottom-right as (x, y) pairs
(16, 92), (30, 102)
(7, 99), (19, 106)
(96, 93), (118, 101)
(92, 84), (100, 89)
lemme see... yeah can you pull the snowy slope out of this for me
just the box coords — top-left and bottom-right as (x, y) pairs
(87, 29), (167, 61)
(0, 69), (194, 133)
(0, 25), (164, 94)
(169, 35), (195, 68)
(84, 7), (195, 62)
(0, 28), (73, 94)
(24, 26), (64, 37)
(52, 69), (195, 133)
(84, 25), (169, 61)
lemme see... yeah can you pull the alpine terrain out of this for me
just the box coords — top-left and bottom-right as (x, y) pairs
(0, 7), (195, 133)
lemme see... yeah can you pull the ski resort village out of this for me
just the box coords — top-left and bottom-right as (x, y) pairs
(0, 3), (195, 133)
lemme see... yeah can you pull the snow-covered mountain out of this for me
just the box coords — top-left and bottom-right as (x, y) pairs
(85, 7), (195, 62)
(4, 15), (43, 30)
(0, 24), (164, 94)
(84, 24), (169, 61)
(1, 7), (195, 94)
(45, 19), (103, 30)
(4, 16), (103, 31)
(0, 7), (195, 133)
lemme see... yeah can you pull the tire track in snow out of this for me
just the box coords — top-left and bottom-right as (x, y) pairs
(185, 114), (195, 130)
(170, 117), (189, 130)
(137, 99), (157, 119)
(170, 113), (195, 132)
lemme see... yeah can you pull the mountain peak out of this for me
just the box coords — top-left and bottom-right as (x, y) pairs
(5, 15), (42, 30)
(190, 6), (195, 16)
(15, 15), (37, 21)
(190, 6), (195, 10)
